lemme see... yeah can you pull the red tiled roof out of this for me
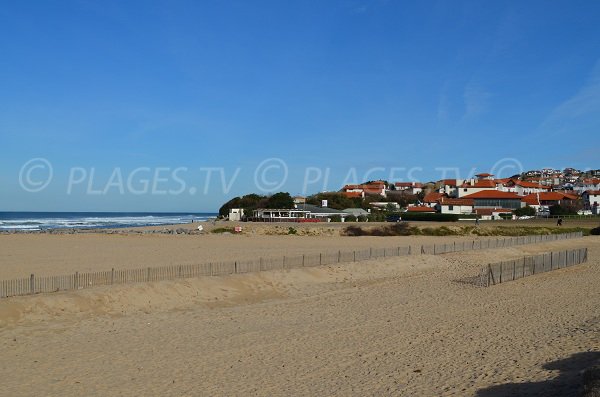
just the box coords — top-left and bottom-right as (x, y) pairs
(582, 178), (600, 184)
(461, 180), (497, 188)
(475, 173), (494, 177)
(439, 179), (458, 186)
(521, 192), (578, 204)
(463, 190), (521, 199)
(424, 192), (445, 203)
(343, 191), (363, 198)
(494, 178), (512, 185)
(439, 198), (474, 206)
(407, 206), (436, 212)
(512, 180), (551, 189)
(475, 208), (513, 216)
(584, 190), (600, 195)
(395, 182), (424, 188)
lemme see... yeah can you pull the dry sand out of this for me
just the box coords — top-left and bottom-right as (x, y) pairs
(1, 231), (490, 279)
(0, 233), (599, 396)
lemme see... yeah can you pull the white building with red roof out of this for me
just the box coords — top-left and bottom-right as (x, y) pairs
(394, 181), (423, 195)
(582, 190), (600, 214)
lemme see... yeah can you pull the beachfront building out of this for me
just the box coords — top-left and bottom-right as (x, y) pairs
(252, 208), (310, 222)
(438, 198), (474, 215)
(520, 192), (579, 212)
(474, 208), (513, 221)
(228, 208), (244, 221)
(343, 208), (370, 218)
(462, 190), (524, 210)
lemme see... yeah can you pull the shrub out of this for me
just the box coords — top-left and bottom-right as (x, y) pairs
(514, 206), (536, 216)
(211, 227), (235, 234)
(345, 215), (357, 222)
(329, 215), (342, 222)
(357, 215), (368, 222)
(396, 213), (459, 222)
(342, 223), (412, 236)
(287, 227), (297, 235)
(591, 227), (600, 235)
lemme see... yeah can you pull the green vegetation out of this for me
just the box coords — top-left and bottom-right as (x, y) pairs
(396, 213), (460, 222)
(550, 204), (578, 216)
(343, 223), (412, 236)
(342, 224), (591, 237)
(514, 206), (536, 216)
(345, 215), (357, 222)
(329, 215), (342, 222)
(211, 227), (236, 234)
(218, 192), (294, 218)
(265, 192), (294, 209)
(591, 226), (600, 236)
(287, 227), (297, 235)
(306, 192), (361, 210)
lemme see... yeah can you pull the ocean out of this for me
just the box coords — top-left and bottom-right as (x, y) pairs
(0, 212), (217, 231)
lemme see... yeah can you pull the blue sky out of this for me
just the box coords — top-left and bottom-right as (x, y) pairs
(1, 0), (599, 212)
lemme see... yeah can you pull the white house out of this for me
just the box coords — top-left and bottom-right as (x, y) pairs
(583, 190), (600, 214)
(457, 178), (498, 198)
(438, 198), (474, 215)
(228, 208), (244, 221)
(394, 182), (423, 195)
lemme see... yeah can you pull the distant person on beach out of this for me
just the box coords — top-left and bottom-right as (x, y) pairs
(557, 218), (563, 226)
(475, 217), (480, 226)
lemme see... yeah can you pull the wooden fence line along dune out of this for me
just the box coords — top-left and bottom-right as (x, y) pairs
(479, 247), (589, 287)
(0, 232), (584, 299)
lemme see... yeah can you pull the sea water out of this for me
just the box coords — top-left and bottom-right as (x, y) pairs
(0, 212), (217, 231)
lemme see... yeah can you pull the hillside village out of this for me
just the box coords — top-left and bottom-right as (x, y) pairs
(224, 168), (600, 222)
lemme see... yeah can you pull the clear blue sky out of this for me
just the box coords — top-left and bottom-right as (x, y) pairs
(1, 0), (599, 212)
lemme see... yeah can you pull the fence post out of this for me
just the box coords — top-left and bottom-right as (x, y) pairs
(319, 253), (322, 265)
(234, 261), (238, 273)
(353, 251), (356, 262)
(408, 245), (412, 255)
(338, 250), (341, 263)
(110, 268), (114, 284)
(147, 267), (151, 282)
(488, 264), (494, 286)
(302, 254), (305, 266)
(74, 271), (79, 290)
(30, 274), (35, 295)
(421, 245), (424, 254)
(369, 247), (372, 258)
(260, 257), (263, 271)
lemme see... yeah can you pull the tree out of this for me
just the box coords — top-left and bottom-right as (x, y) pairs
(514, 206), (536, 216)
(265, 192), (294, 209)
(549, 204), (577, 216)
(218, 193), (265, 217)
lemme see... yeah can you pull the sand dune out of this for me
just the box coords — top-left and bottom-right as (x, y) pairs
(0, 235), (599, 396)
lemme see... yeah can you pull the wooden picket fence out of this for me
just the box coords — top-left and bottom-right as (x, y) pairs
(0, 232), (584, 298)
(478, 247), (589, 287)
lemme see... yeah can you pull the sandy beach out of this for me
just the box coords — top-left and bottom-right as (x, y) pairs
(0, 230), (599, 396)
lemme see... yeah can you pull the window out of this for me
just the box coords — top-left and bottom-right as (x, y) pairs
(448, 205), (454, 210)
(463, 188), (468, 192)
